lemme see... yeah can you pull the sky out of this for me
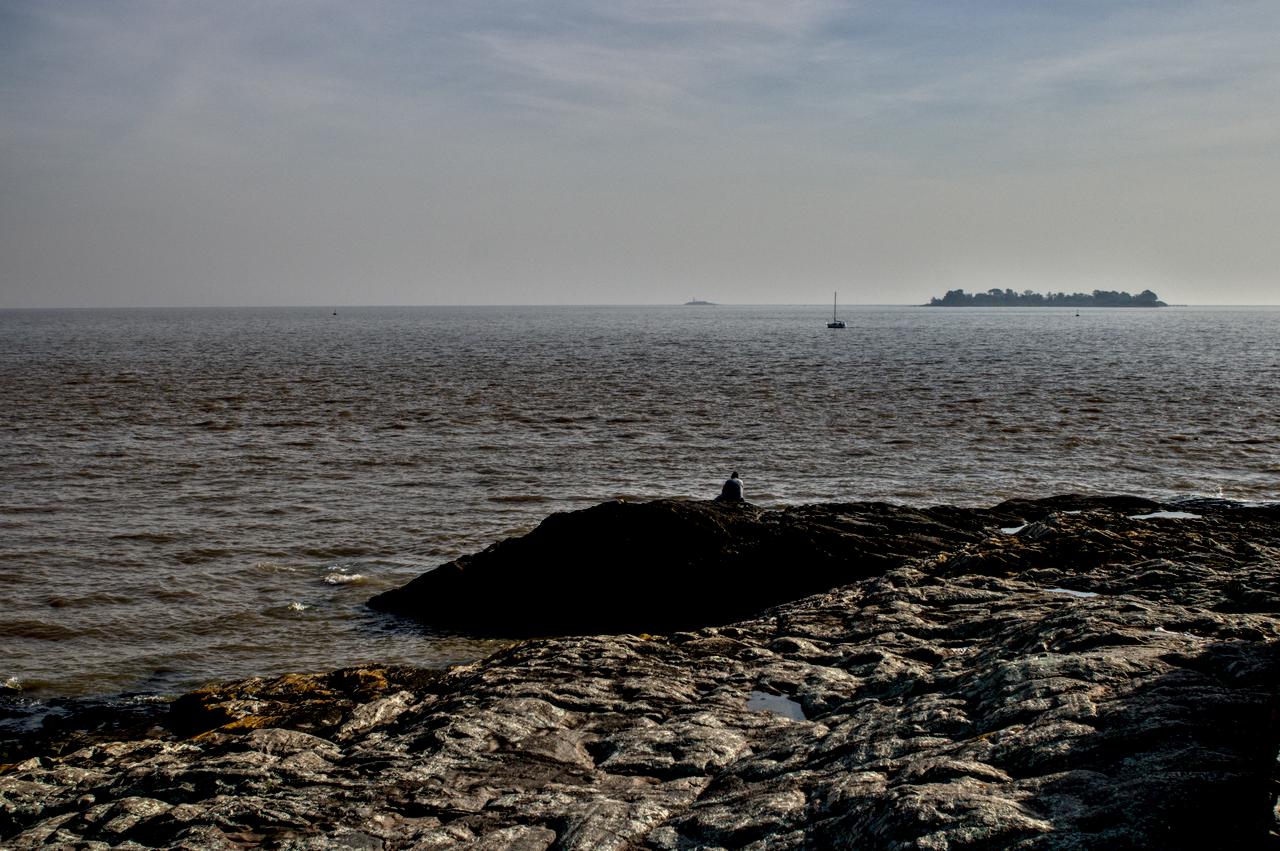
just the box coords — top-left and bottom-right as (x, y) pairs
(2, 1), (1278, 307)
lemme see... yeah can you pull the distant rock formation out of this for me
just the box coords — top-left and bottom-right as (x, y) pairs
(927, 288), (1167, 307)
(3, 497), (1278, 849)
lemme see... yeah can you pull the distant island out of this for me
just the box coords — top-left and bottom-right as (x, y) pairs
(926, 288), (1167, 307)
(684, 299), (716, 306)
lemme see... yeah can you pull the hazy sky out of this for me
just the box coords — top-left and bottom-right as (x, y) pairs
(2, 1), (1278, 307)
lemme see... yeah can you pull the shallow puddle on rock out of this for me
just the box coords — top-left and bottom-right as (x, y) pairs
(1043, 587), (1100, 599)
(747, 691), (806, 721)
(1000, 524), (1028, 535)
(1129, 510), (1203, 520)
(1154, 626), (1204, 640)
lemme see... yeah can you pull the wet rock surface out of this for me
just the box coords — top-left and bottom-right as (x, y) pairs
(4, 497), (1279, 849)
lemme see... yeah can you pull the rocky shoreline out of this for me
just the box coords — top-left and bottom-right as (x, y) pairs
(3, 496), (1279, 849)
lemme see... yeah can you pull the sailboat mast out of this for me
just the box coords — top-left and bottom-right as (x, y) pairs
(833, 291), (837, 321)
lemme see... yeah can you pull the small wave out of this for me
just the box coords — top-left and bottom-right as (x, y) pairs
(253, 561), (297, 573)
(487, 494), (551, 503)
(1, 504), (57, 514)
(46, 592), (133, 609)
(193, 419), (240, 431)
(2, 676), (20, 691)
(0, 619), (84, 640)
(287, 601), (310, 612)
(110, 531), (180, 544)
(152, 586), (199, 601)
(175, 547), (233, 564)
(324, 572), (365, 585)
(304, 545), (373, 558)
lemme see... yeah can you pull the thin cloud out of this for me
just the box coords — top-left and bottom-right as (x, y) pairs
(2, 0), (1279, 306)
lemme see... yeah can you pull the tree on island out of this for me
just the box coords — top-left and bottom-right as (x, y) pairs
(926, 288), (1166, 307)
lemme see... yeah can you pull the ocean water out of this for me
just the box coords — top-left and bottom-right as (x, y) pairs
(2, 304), (1277, 700)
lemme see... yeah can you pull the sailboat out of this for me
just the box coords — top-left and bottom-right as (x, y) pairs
(827, 292), (846, 328)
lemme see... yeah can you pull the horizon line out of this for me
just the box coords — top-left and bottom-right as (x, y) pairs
(2, 301), (1273, 311)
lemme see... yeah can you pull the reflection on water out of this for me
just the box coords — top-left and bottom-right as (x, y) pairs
(747, 690), (807, 721)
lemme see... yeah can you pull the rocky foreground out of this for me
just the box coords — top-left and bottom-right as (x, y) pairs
(3, 496), (1279, 849)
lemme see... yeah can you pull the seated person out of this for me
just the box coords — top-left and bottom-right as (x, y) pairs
(716, 471), (744, 503)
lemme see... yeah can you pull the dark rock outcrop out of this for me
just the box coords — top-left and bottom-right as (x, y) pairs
(367, 496), (1159, 635)
(3, 497), (1279, 849)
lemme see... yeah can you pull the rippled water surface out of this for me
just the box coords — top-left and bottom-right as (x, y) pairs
(2, 305), (1277, 698)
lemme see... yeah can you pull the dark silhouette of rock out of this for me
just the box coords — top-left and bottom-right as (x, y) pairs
(367, 498), (1011, 635)
(3, 496), (1278, 849)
